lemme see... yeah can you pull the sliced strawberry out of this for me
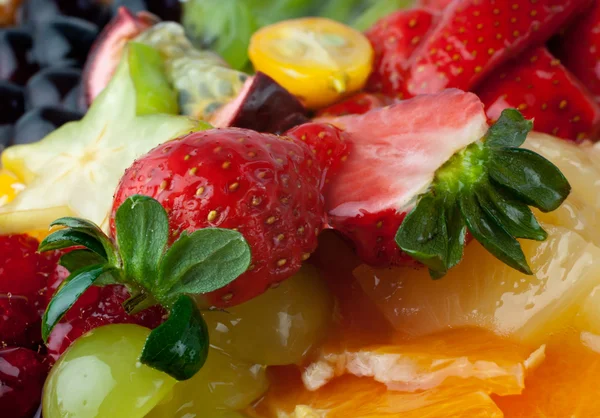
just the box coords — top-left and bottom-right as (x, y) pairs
(315, 93), (396, 118)
(553, 0), (600, 103)
(364, 8), (437, 97)
(0, 347), (48, 418)
(81, 7), (157, 105)
(477, 47), (600, 142)
(402, 0), (590, 97)
(319, 90), (570, 277)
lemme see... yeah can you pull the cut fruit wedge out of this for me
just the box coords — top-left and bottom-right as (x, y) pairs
(0, 46), (207, 234)
(251, 368), (504, 418)
(301, 328), (544, 396)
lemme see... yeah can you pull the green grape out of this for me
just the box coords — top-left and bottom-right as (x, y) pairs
(202, 264), (334, 365)
(43, 324), (176, 418)
(146, 347), (268, 417)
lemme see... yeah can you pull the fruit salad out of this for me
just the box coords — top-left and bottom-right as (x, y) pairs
(2, 0), (600, 417)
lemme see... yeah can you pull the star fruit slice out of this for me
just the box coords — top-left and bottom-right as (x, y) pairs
(0, 43), (208, 234)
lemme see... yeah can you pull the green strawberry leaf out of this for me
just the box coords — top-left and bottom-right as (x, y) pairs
(157, 228), (251, 303)
(115, 195), (169, 290)
(459, 191), (532, 275)
(140, 295), (209, 381)
(488, 148), (571, 212)
(395, 108), (570, 278)
(484, 108), (532, 149)
(128, 42), (179, 116)
(59, 249), (107, 272)
(39, 229), (108, 260)
(42, 264), (115, 341)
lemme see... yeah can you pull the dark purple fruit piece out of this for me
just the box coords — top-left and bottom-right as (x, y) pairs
(18, 0), (110, 29)
(0, 29), (39, 85)
(0, 81), (25, 124)
(32, 16), (99, 68)
(82, 7), (157, 104)
(24, 67), (83, 112)
(210, 72), (308, 134)
(0, 347), (47, 418)
(12, 107), (83, 146)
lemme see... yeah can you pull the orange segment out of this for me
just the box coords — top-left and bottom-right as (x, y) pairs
(249, 18), (373, 109)
(302, 328), (543, 396)
(251, 368), (504, 418)
(493, 332), (600, 417)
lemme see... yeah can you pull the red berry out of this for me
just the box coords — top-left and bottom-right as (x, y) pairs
(0, 347), (48, 418)
(112, 127), (348, 307)
(0, 234), (59, 348)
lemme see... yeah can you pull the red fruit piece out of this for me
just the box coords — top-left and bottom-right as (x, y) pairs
(0, 347), (48, 418)
(45, 281), (165, 360)
(418, 0), (455, 10)
(477, 47), (600, 142)
(402, 0), (589, 97)
(82, 6), (157, 105)
(318, 89), (489, 266)
(0, 234), (59, 348)
(364, 8), (437, 97)
(315, 93), (396, 118)
(112, 127), (348, 307)
(553, 0), (600, 103)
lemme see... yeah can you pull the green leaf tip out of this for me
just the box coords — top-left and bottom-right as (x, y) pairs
(39, 195), (251, 380)
(396, 109), (571, 279)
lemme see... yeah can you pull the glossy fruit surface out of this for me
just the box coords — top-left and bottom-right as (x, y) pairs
(0, 28), (38, 85)
(24, 67), (84, 112)
(0, 168), (23, 206)
(43, 324), (176, 418)
(13, 107), (83, 146)
(0, 347), (48, 418)
(32, 17), (99, 68)
(202, 264), (333, 365)
(249, 17), (373, 109)
(147, 347), (268, 417)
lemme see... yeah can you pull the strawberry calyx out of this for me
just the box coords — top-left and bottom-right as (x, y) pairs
(396, 109), (571, 278)
(39, 195), (251, 380)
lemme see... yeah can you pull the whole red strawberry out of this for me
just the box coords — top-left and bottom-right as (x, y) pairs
(365, 8), (437, 97)
(0, 347), (48, 418)
(477, 47), (600, 141)
(0, 234), (59, 348)
(111, 127), (349, 307)
(554, 0), (600, 103)
(398, 0), (590, 97)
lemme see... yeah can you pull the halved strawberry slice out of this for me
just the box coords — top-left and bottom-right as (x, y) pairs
(318, 89), (570, 277)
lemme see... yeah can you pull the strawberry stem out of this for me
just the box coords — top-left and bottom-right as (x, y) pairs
(396, 109), (571, 278)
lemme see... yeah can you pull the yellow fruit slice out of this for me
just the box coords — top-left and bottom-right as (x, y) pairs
(249, 17), (373, 109)
(301, 329), (544, 396)
(250, 369), (504, 418)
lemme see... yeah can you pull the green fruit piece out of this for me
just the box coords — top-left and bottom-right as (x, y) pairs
(134, 22), (249, 121)
(146, 346), (268, 417)
(128, 42), (178, 116)
(43, 324), (176, 418)
(201, 264), (334, 365)
(0, 47), (210, 234)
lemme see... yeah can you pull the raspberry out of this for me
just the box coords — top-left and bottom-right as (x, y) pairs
(0, 347), (48, 418)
